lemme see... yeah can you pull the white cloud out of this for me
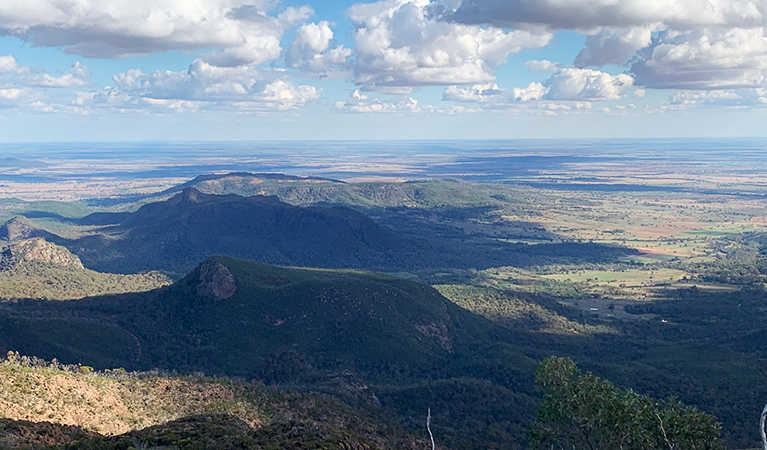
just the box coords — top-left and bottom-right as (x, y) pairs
(348, 0), (552, 92)
(0, 55), (27, 74)
(334, 89), (422, 113)
(285, 21), (353, 77)
(78, 60), (320, 113)
(543, 68), (634, 101)
(25, 62), (92, 88)
(442, 0), (767, 95)
(0, 87), (40, 108)
(0, 57), (91, 89)
(666, 88), (767, 106)
(0, 1), (310, 66)
(277, 6), (315, 27)
(444, 0), (767, 30)
(575, 26), (655, 67)
(512, 82), (547, 101)
(443, 83), (505, 102)
(631, 27), (767, 89)
(633, 88), (647, 98)
(442, 68), (633, 112)
(442, 82), (595, 114)
(521, 59), (562, 72)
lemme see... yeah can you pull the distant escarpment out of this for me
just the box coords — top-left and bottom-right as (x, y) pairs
(66, 188), (637, 274)
(71, 188), (399, 273)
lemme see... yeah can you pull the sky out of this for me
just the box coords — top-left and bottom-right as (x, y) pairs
(0, 0), (767, 141)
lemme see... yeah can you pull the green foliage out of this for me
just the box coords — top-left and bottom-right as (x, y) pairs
(0, 261), (171, 300)
(530, 357), (723, 450)
(434, 285), (613, 335)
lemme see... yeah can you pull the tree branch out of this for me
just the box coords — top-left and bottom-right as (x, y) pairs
(427, 407), (435, 450)
(760, 401), (767, 450)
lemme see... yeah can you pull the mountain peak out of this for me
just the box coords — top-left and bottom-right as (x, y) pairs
(0, 216), (45, 242)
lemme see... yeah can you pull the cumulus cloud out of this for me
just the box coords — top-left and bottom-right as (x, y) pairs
(443, 83), (505, 102)
(77, 59), (320, 112)
(442, 68), (633, 112)
(0, 87), (41, 108)
(575, 26), (655, 67)
(512, 82), (547, 101)
(631, 27), (767, 89)
(522, 59), (562, 72)
(444, 0), (767, 30)
(348, 0), (552, 92)
(25, 62), (92, 88)
(0, 56), (91, 88)
(443, 83), (594, 114)
(0, 0), (310, 67)
(334, 89), (422, 113)
(285, 21), (353, 77)
(0, 55), (27, 74)
(440, 0), (767, 94)
(544, 68), (634, 101)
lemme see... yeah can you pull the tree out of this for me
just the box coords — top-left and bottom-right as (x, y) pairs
(530, 357), (723, 450)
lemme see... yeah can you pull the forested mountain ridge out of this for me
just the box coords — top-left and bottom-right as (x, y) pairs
(61, 187), (637, 274)
(0, 256), (552, 448)
(1, 256), (765, 448)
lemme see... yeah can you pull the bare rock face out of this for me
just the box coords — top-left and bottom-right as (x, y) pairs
(196, 259), (236, 299)
(415, 322), (454, 352)
(0, 217), (42, 241)
(2, 238), (85, 271)
(168, 188), (202, 206)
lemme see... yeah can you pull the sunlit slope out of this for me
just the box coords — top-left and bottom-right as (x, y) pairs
(0, 356), (423, 450)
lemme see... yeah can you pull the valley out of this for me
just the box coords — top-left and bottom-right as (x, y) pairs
(1, 142), (767, 449)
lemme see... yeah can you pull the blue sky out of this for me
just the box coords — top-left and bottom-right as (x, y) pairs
(0, 0), (766, 141)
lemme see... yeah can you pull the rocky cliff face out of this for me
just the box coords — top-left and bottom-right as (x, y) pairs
(196, 259), (236, 299)
(1, 238), (85, 271)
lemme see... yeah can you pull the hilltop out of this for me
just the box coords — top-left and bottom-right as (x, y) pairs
(144, 171), (525, 211)
(0, 216), (56, 242)
(70, 188), (404, 273)
(5, 256), (499, 376)
(0, 354), (425, 450)
(0, 256), (548, 448)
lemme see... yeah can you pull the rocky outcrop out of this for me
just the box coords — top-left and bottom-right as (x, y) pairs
(196, 259), (236, 299)
(167, 188), (202, 205)
(415, 322), (454, 352)
(1, 238), (84, 271)
(0, 217), (46, 242)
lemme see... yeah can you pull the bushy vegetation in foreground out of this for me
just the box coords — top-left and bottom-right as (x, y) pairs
(531, 357), (722, 450)
(0, 352), (427, 450)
